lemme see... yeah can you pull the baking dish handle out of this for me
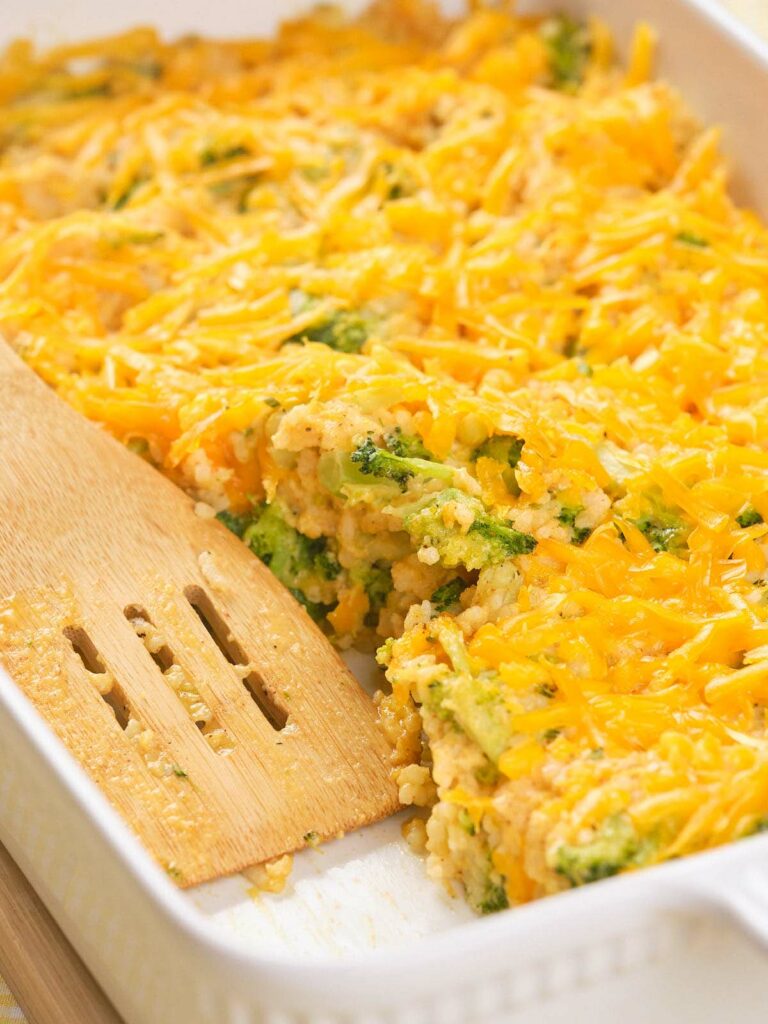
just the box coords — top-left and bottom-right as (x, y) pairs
(697, 863), (768, 950)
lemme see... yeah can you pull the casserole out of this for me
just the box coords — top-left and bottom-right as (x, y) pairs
(2, 1), (768, 1022)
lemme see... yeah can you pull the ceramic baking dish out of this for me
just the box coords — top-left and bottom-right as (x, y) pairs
(3, 2), (768, 1022)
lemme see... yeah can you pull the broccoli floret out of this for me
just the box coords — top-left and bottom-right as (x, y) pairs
(541, 16), (591, 91)
(557, 504), (591, 545)
(65, 82), (112, 100)
(286, 309), (370, 354)
(633, 504), (690, 554)
(216, 509), (249, 539)
(464, 854), (510, 914)
(554, 814), (654, 887)
(737, 506), (763, 528)
(242, 504), (339, 616)
(562, 335), (581, 358)
(352, 561), (393, 626)
(473, 435), (524, 468)
(375, 160), (417, 201)
(477, 879), (509, 915)
(676, 231), (709, 248)
(424, 678), (454, 723)
(207, 172), (260, 212)
(472, 435), (524, 494)
(318, 450), (384, 500)
(350, 437), (454, 492)
(404, 489), (536, 570)
(458, 808), (477, 836)
(445, 670), (511, 763)
(363, 562), (392, 611)
(111, 175), (146, 210)
(430, 577), (469, 613)
(126, 436), (150, 458)
(385, 427), (433, 461)
(289, 588), (334, 623)
(474, 760), (499, 786)
(200, 143), (250, 166)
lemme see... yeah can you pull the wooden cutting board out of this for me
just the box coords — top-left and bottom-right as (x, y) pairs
(0, 842), (122, 1024)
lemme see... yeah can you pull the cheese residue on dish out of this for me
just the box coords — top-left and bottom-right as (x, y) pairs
(3, 0), (768, 909)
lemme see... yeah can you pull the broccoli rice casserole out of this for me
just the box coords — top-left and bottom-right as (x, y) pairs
(3, 0), (768, 912)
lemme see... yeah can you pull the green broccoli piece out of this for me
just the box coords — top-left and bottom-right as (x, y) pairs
(352, 561), (393, 626)
(385, 427), (433, 461)
(563, 335), (581, 358)
(473, 435), (524, 468)
(65, 82), (112, 100)
(350, 437), (454, 492)
(111, 175), (147, 210)
(317, 450), (396, 501)
(404, 488), (536, 570)
(216, 509), (250, 538)
(554, 814), (654, 887)
(207, 173), (260, 212)
(474, 760), (499, 786)
(632, 503), (690, 554)
(462, 853), (510, 914)
(541, 16), (591, 91)
(445, 670), (511, 763)
(676, 231), (709, 248)
(363, 562), (392, 611)
(131, 58), (163, 79)
(286, 309), (371, 354)
(472, 435), (524, 494)
(424, 678), (454, 723)
(477, 879), (509, 915)
(458, 809), (477, 836)
(126, 437), (150, 457)
(242, 504), (339, 618)
(557, 504), (591, 545)
(200, 143), (250, 166)
(737, 506), (763, 528)
(288, 589), (334, 623)
(376, 160), (417, 201)
(430, 577), (469, 613)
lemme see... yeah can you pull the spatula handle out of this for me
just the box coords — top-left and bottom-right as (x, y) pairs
(0, 841), (123, 1024)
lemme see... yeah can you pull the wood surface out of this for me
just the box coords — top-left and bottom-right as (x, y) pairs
(0, 339), (399, 887)
(0, 842), (122, 1024)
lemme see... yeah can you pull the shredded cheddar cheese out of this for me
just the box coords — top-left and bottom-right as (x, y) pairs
(3, 1), (768, 909)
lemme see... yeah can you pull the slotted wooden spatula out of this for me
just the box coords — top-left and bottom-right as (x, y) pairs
(0, 340), (398, 886)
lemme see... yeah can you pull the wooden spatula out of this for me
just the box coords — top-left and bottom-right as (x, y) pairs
(0, 340), (398, 887)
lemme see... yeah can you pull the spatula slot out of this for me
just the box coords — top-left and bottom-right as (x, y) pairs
(63, 626), (105, 675)
(185, 585), (288, 731)
(101, 683), (131, 731)
(63, 626), (131, 730)
(123, 605), (174, 673)
(124, 604), (233, 754)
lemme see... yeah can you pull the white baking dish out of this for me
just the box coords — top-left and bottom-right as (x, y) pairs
(3, 2), (768, 1022)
